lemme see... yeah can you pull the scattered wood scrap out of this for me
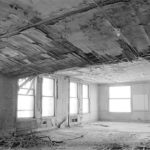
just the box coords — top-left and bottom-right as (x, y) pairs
(64, 135), (84, 141)
(0, 132), (63, 149)
(96, 142), (150, 150)
(57, 118), (66, 128)
(99, 124), (109, 127)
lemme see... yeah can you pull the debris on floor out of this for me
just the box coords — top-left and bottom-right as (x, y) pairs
(57, 118), (67, 128)
(0, 132), (63, 149)
(0, 122), (150, 150)
(64, 134), (84, 141)
(94, 142), (150, 150)
(90, 122), (109, 127)
(95, 143), (129, 150)
(99, 124), (109, 127)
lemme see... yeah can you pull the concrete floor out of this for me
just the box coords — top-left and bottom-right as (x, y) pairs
(5, 122), (150, 150)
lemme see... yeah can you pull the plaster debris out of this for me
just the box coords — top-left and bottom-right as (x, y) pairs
(0, 132), (63, 149)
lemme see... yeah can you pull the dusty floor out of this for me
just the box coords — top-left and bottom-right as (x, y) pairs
(2, 121), (150, 150)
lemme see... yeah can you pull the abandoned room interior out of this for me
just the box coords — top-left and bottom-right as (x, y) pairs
(0, 0), (150, 149)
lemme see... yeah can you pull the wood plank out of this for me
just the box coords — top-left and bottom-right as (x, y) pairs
(0, 0), (130, 38)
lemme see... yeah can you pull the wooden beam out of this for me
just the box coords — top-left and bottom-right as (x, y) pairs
(35, 25), (94, 64)
(93, 0), (141, 61)
(117, 39), (139, 61)
(129, 4), (150, 46)
(0, 0), (130, 38)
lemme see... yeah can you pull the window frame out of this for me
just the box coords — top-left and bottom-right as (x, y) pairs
(109, 85), (131, 113)
(41, 77), (55, 118)
(17, 78), (35, 119)
(82, 84), (90, 114)
(69, 81), (79, 115)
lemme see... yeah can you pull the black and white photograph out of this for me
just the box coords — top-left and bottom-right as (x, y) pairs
(0, 0), (150, 149)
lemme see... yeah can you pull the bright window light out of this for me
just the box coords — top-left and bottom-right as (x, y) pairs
(17, 78), (35, 118)
(109, 86), (131, 113)
(42, 77), (54, 96)
(42, 77), (55, 117)
(70, 98), (78, 115)
(109, 86), (131, 99)
(82, 84), (89, 113)
(70, 82), (78, 115)
(83, 98), (89, 113)
(42, 97), (54, 117)
(70, 82), (77, 97)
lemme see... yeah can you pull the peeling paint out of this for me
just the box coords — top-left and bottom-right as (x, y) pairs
(0, 0), (149, 82)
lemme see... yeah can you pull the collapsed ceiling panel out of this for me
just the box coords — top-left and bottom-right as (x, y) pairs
(0, 0), (149, 83)
(53, 8), (123, 56)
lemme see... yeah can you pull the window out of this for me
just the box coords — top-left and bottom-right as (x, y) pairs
(109, 86), (131, 112)
(69, 82), (78, 115)
(17, 78), (35, 118)
(42, 77), (55, 117)
(82, 84), (89, 113)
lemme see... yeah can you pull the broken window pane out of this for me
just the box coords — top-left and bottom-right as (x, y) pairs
(17, 78), (35, 118)
(18, 89), (34, 95)
(19, 78), (34, 89)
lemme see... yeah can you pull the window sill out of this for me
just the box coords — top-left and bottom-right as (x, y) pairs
(17, 118), (36, 122)
(82, 112), (90, 115)
(70, 114), (78, 117)
(109, 112), (132, 114)
(17, 116), (56, 122)
(42, 116), (55, 119)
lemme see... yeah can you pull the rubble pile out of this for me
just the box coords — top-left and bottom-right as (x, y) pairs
(96, 142), (150, 150)
(0, 132), (63, 149)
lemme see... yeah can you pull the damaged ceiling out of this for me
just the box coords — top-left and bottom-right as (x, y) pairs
(0, 0), (150, 83)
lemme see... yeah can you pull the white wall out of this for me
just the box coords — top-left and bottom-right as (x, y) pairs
(82, 84), (99, 122)
(98, 82), (150, 122)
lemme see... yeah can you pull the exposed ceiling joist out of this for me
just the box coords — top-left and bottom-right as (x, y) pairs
(129, 3), (150, 46)
(0, 0), (130, 38)
(0, 0), (150, 83)
(92, 0), (140, 62)
(36, 25), (96, 64)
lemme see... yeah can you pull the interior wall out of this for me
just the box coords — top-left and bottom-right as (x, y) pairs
(98, 82), (150, 122)
(0, 74), (98, 134)
(81, 84), (99, 123)
(0, 75), (18, 135)
(16, 76), (99, 131)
